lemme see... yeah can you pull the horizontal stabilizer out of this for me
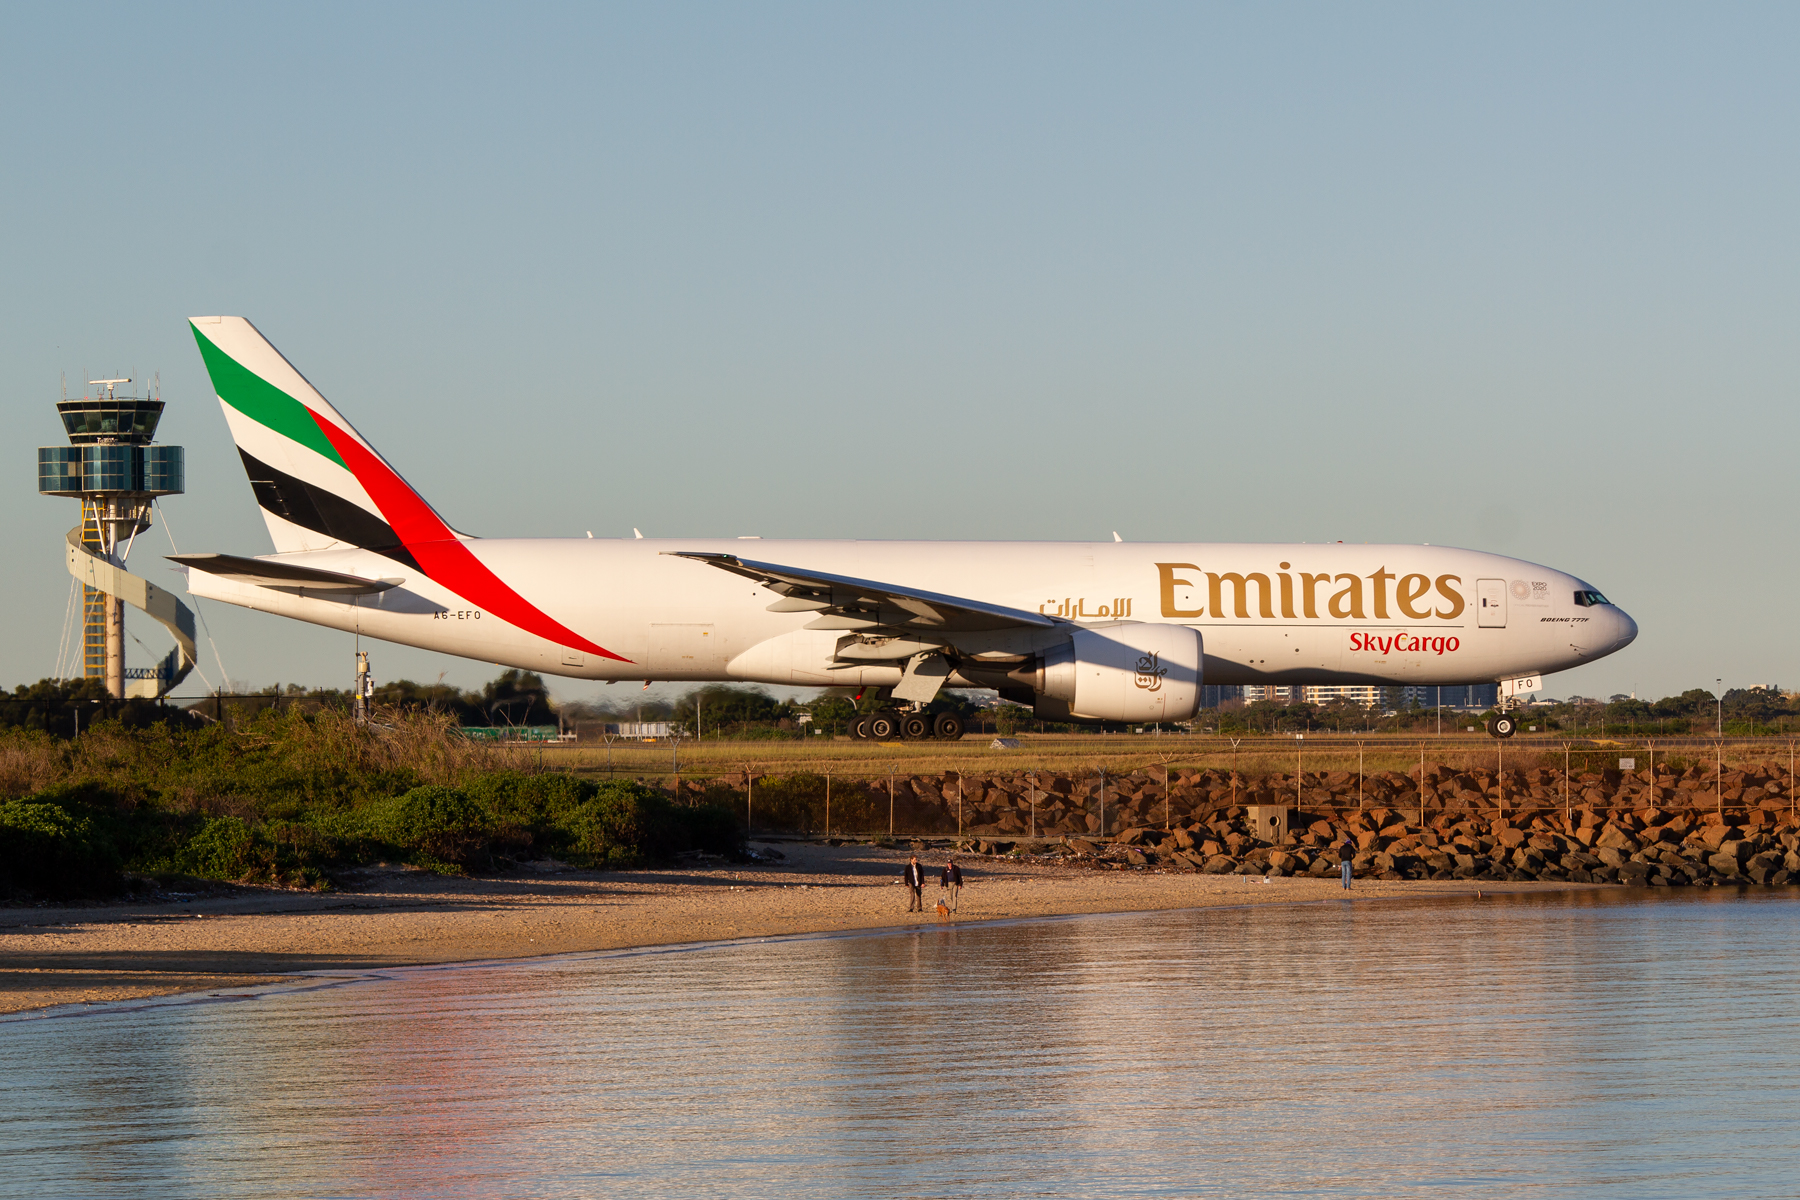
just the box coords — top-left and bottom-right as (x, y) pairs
(169, 552), (404, 596)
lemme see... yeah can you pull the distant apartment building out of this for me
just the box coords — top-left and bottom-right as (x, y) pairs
(1297, 683), (1497, 710)
(1300, 684), (1389, 707)
(1215, 682), (1498, 710)
(1241, 685), (1301, 704)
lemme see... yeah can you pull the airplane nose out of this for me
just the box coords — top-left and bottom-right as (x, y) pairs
(1612, 607), (1638, 650)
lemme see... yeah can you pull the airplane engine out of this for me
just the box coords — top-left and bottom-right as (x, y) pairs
(1034, 623), (1203, 723)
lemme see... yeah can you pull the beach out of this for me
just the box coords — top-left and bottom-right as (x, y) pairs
(0, 841), (1571, 1015)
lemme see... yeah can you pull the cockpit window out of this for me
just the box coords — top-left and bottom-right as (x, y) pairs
(1573, 590), (1610, 607)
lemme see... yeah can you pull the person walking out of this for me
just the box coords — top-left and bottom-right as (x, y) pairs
(940, 857), (964, 912)
(1339, 836), (1355, 890)
(903, 854), (926, 911)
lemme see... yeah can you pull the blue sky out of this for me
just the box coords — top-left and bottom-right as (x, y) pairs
(2, 2), (1795, 705)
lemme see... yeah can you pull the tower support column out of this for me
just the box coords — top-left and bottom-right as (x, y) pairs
(105, 594), (125, 699)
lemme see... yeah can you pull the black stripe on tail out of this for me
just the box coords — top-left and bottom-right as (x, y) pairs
(238, 449), (421, 573)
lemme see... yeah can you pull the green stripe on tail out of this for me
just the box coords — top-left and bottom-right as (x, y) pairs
(190, 323), (346, 467)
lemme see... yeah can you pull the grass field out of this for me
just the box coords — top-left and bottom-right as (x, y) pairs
(545, 732), (1799, 785)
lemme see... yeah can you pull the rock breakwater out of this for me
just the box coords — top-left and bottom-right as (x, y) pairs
(715, 759), (1800, 885)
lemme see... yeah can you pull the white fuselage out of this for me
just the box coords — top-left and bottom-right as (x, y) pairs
(182, 538), (1636, 691)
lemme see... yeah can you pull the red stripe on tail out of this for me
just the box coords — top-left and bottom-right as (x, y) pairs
(308, 415), (630, 663)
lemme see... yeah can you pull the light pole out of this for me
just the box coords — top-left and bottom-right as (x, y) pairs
(1717, 678), (1723, 737)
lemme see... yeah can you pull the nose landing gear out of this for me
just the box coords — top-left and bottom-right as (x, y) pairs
(1487, 713), (1518, 738)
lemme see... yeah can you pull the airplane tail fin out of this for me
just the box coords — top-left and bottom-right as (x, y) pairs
(188, 316), (455, 570)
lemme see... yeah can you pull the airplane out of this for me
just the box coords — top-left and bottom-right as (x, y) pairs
(171, 316), (1638, 740)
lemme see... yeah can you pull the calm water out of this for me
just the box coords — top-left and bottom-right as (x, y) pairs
(3, 891), (1799, 1198)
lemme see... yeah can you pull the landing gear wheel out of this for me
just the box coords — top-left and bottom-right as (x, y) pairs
(901, 713), (932, 740)
(1488, 714), (1518, 739)
(868, 711), (901, 740)
(850, 715), (873, 740)
(933, 712), (965, 741)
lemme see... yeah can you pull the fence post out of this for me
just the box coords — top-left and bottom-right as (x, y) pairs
(1030, 772), (1037, 839)
(1419, 742), (1425, 826)
(1564, 742), (1572, 819)
(825, 773), (831, 837)
(1164, 762), (1171, 831)
(889, 765), (895, 838)
(1099, 768), (1107, 838)
(1497, 740), (1504, 818)
(746, 768), (753, 836)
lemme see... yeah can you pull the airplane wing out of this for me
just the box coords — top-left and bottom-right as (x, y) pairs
(168, 552), (404, 596)
(663, 552), (1058, 634)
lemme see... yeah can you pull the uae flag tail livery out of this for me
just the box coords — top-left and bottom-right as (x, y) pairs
(182, 316), (626, 663)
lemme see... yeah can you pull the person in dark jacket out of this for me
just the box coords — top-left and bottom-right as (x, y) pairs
(1339, 837), (1355, 890)
(940, 857), (964, 912)
(903, 855), (926, 911)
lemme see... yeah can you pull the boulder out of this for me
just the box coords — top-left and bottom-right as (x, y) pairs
(1594, 826), (1639, 852)
(1202, 855), (1237, 874)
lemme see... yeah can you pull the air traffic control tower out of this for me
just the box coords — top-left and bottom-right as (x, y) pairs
(38, 379), (197, 699)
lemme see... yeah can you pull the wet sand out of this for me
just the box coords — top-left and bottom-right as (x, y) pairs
(0, 841), (1577, 1015)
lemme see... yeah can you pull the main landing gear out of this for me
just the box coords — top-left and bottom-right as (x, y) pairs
(850, 709), (965, 741)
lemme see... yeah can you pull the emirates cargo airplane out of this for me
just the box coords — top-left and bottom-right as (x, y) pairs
(172, 316), (1637, 740)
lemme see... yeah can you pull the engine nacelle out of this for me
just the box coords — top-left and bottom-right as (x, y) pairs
(1037, 622), (1203, 723)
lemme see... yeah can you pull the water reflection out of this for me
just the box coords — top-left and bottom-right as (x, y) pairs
(3, 890), (1798, 1198)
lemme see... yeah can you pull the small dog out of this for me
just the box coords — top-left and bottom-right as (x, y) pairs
(935, 899), (951, 918)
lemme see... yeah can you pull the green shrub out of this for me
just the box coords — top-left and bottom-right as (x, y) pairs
(176, 815), (261, 880)
(557, 781), (743, 867)
(464, 770), (592, 836)
(366, 784), (494, 871)
(0, 799), (121, 898)
(563, 780), (670, 868)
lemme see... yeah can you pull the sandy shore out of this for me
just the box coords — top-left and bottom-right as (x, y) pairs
(1, 841), (1578, 1015)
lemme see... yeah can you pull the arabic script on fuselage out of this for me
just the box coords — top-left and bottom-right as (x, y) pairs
(1039, 597), (1135, 619)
